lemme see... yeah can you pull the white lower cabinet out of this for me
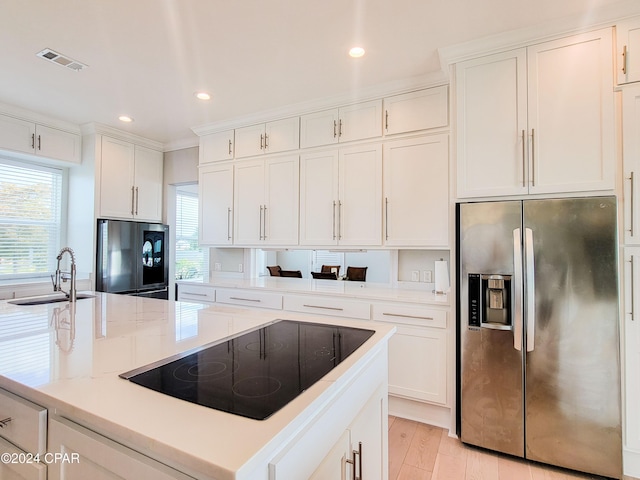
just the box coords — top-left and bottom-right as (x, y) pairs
(624, 247), (640, 472)
(48, 416), (195, 480)
(215, 288), (283, 310)
(373, 303), (448, 405)
(177, 284), (216, 304)
(0, 436), (46, 480)
(283, 294), (370, 320)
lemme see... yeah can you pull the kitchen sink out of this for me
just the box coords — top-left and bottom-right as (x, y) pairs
(8, 293), (95, 306)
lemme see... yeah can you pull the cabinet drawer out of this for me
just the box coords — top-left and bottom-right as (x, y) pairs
(178, 284), (216, 304)
(0, 388), (47, 455)
(0, 436), (47, 480)
(372, 303), (447, 328)
(284, 295), (371, 320)
(216, 288), (282, 310)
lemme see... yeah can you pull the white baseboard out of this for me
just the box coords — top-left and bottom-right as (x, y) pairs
(624, 447), (640, 479)
(388, 395), (452, 431)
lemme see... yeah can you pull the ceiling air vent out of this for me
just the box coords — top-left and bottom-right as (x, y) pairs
(36, 48), (88, 72)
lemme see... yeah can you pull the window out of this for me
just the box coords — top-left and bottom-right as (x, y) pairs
(175, 187), (206, 280)
(0, 159), (63, 280)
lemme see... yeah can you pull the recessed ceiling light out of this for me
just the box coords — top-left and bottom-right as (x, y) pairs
(349, 47), (365, 58)
(118, 115), (134, 123)
(195, 92), (211, 101)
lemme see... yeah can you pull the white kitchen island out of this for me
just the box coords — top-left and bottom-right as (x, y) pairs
(0, 293), (395, 480)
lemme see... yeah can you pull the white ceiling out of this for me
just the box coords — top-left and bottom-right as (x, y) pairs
(1, 0), (639, 149)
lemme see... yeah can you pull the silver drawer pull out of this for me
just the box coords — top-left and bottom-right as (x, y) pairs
(303, 304), (344, 311)
(229, 297), (261, 302)
(383, 313), (434, 321)
(0, 417), (12, 428)
(183, 292), (209, 297)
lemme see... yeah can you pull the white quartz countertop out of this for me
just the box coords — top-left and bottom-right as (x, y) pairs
(0, 292), (395, 480)
(178, 277), (450, 306)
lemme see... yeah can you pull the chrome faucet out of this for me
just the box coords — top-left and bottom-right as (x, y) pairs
(52, 247), (76, 302)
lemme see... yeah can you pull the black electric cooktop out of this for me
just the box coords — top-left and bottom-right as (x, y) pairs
(120, 320), (374, 420)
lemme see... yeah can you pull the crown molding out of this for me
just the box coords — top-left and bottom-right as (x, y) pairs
(191, 71), (448, 137)
(439, 0), (640, 69)
(81, 122), (164, 151)
(0, 101), (81, 134)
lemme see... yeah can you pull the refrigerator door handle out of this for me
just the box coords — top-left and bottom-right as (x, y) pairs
(513, 228), (523, 351)
(524, 227), (536, 352)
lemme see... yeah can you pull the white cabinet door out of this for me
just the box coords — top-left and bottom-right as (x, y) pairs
(617, 16), (640, 85)
(383, 135), (449, 247)
(300, 100), (382, 148)
(48, 417), (194, 480)
(300, 109), (340, 148)
(133, 145), (163, 222)
(338, 144), (382, 246)
(456, 48), (528, 198)
(383, 86), (448, 135)
(300, 149), (340, 246)
(338, 100), (382, 143)
(99, 136), (136, 219)
(348, 386), (386, 480)
(624, 248), (640, 454)
(624, 85), (640, 245)
(527, 29), (614, 194)
(388, 323), (447, 404)
(0, 437), (46, 480)
(199, 129), (234, 164)
(235, 118), (299, 158)
(35, 125), (81, 164)
(456, 28), (614, 198)
(309, 430), (349, 480)
(0, 114), (34, 155)
(264, 155), (299, 245)
(233, 159), (265, 244)
(199, 163), (233, 245)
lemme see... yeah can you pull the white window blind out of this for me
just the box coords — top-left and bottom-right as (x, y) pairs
(0, 160), (62, 279)
(175, 190), (205, 280)
(312, 250), (345, 273)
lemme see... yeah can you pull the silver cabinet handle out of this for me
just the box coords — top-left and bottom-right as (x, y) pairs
(230, 297), (261, 302)
(346, 441), (362, 480)
(303, 304), (344, 311)
(332, 201), (337, 240)
(385, 197), (389, 240)
(0, 417), (11, 428)
(263, 204), (268, 241)
(259, 205), (264, 240)
(382, 313), (434, 321)
(131, 186), (135, 215)
(333, 120), (337, 138)
(623, 45), (628, 75)
(38, 134), (41, 151)
(631, 255), (636, 321)
(521, 130), (526, 187)
(513, 228), (523, 351)
(339, 119), (343, 137)
(260, 134), (264, 150)
(530, 129), (536, 187)
(630, 172), (635, 237)
(264, 133), (269, 149)
(338, 200), (342, 240)
(228, 139), (232, 156)
(31, 133), (35, 149)
(182, 292), (208, 297)
(524, 227), (535, 352)
(227, 207), (232, 241)
(385, 110), (389, 131)
(135, 186), (139, 215)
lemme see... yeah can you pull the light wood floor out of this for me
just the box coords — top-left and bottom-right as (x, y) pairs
(388, 416), (635, 480)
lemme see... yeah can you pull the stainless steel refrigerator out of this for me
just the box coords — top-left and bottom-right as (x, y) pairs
(96, 219), (169, 299)
(456, 197), (621, 478)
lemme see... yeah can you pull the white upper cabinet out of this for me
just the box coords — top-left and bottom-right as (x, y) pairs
(234, 117), (299, 158)
(233, 155), (299, 246)
(98, 136), (163, 222)
(0, 113), (81, 164)
(300, 100), (382, 148)
(299, 144), (382, 247)
(199, 163), (234, 245)
(456, 28), (615, 198)
(623, 85), (640, 245)
(617, 16), (640, 85)
(199, 129), (234, 164)
(383, 134), (449, 247)
(383, 86), (448, 135)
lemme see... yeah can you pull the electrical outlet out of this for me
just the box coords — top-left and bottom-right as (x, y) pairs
(214, 263), (221, 271)
(423, 270), (432, 283)
(411, 270), (420, 282)
(238, 263), (243, 273)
